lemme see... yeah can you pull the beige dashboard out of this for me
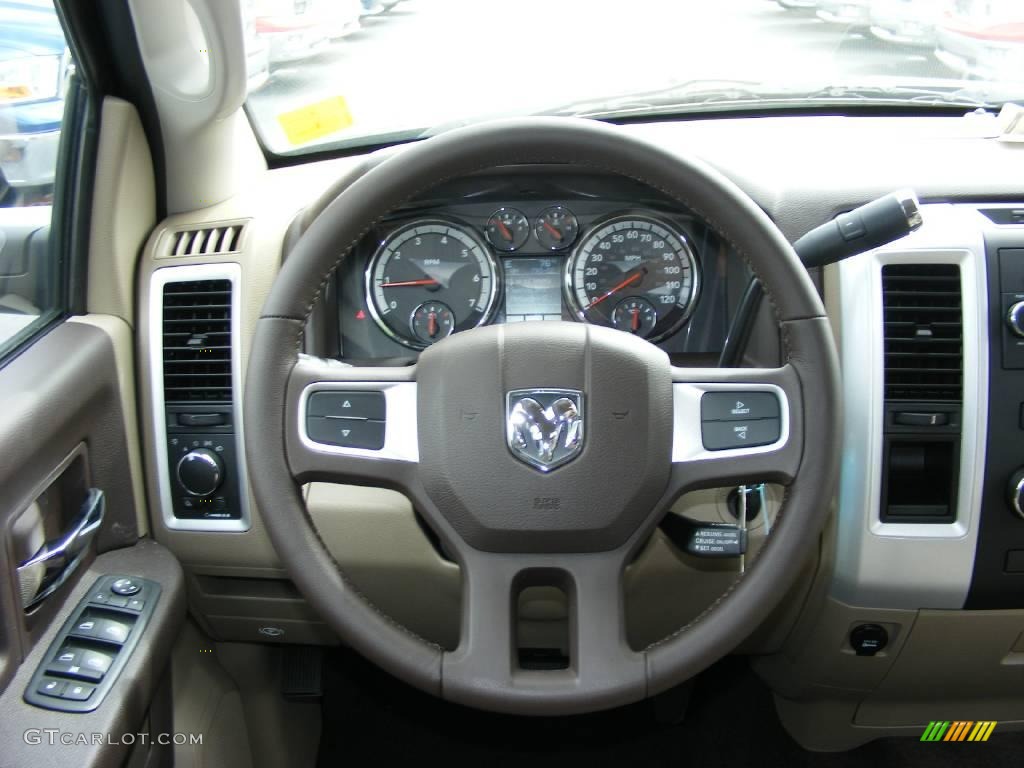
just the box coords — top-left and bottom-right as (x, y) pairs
(100, 100), (1024, 750)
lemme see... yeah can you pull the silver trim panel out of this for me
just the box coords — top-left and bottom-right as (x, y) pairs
(298, 381), (419, 463)
(671, 382), (789, 463)
(149, 264), (252, 532)
(829, 204), (991, 609)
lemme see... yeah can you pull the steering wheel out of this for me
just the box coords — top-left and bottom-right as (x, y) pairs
(244, 118), (840, 715)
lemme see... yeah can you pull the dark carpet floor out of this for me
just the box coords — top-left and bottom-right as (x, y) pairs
(317, 650), (1023, 767)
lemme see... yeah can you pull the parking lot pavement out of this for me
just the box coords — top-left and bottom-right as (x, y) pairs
(246, 0), (958, 154)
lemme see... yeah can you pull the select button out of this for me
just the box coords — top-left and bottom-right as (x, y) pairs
(701, 392), (780, 422)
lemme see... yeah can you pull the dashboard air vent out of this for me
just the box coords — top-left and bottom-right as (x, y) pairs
(882, 264), (962, 402)
(169, 224), (244, 257)
(162, 280), (233, 404)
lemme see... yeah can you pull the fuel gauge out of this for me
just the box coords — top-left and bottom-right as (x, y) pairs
(535, 206), (578, 251)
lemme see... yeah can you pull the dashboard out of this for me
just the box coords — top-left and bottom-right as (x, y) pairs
(333, 171), (752, 362)
(136, 113), (1024, 750)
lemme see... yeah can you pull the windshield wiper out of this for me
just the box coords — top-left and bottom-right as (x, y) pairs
(539, 78), (1017, 120)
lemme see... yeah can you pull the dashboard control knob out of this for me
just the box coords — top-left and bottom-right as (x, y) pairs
(176, 449), (224, 497)
(1010, 469), (1024, 521)
(1008, 302), (1024, 338)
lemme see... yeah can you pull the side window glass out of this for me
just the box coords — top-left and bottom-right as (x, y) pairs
(0, 0), (73, 357)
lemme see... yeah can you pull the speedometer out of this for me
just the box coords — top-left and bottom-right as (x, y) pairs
(565, 215), (700, 342)
(366, 219), (498, 349)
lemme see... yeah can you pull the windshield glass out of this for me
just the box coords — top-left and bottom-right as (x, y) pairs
(244, 0), (1024, 156)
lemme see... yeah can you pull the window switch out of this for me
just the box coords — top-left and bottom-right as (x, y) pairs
(47, 646), (85, 676)
(70, 616), (100, 639)
(95, 618), (132, 644)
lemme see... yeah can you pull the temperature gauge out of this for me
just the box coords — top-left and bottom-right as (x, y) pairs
(485, 208), (529, 252)
(410, 301), (455, 345)
(535, 206), (578, 251)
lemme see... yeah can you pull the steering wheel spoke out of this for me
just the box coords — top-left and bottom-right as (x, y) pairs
(442, 550), (646, 713)
(668, 364), (804, 495)
(284, 354), (420, 487)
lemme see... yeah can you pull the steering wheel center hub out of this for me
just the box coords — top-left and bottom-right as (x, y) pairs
(416, 321), (673, 553)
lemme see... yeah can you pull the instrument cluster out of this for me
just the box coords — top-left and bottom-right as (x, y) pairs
(335, 172), (742, 361)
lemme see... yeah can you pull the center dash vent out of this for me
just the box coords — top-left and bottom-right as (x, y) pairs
(169, 223), (244, 257)
(162, 280), (233, 403)
(882, 264), (962, 402)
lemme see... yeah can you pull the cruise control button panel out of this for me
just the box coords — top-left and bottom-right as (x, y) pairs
(305, 390), (387, 450)
(24, 575), (161, 713)
(700, 391), (782, 451)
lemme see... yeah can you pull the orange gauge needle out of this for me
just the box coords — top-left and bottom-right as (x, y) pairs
(631, 307), (641, 332)
(379, 278), (439, 288)
(586, 271), (643, 309)
(542, 220), (563, 241)
(496, 220), (513, 241)
(427, 312), (438, 338)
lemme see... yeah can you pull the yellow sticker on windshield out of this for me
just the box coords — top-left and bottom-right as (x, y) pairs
(278, 97), (354, 146)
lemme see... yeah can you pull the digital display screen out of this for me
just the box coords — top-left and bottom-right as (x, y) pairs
(503, 257), (563, 320)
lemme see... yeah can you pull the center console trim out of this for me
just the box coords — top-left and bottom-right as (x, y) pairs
(829, 204), (990, 609)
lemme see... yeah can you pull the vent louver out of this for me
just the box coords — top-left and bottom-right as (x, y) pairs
(882, 264), (962, 402)
(169, 224), (243, 257)
(162, 280), (233, 404)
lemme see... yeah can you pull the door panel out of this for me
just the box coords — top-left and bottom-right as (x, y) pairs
(0, 319), (185, 767)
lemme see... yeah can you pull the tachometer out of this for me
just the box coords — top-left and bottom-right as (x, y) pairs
(565, 215), (699, 342)
(366, 220), (498, 349)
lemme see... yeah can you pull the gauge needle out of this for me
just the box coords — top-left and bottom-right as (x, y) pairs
(496, 220), (513, 241)
(542, 220), (563, 241)
(630, 308), (641, 332)
(427, 312), (438, 338)
(378, 278), (439, 288)
(586, 270), (644, 309)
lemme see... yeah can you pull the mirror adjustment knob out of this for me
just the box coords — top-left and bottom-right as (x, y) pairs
(1010, 469), (1024, 521)
(176, 449), (224, 497)
(1008, 302), (1024, 338)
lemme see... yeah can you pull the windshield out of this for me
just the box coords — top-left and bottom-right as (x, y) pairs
(244, 0), (1024, 156)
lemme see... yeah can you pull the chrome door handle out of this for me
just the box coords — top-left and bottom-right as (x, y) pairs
(17, 488), (104, 610)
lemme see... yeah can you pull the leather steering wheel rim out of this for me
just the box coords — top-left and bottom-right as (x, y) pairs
(244, 117), (841, 715)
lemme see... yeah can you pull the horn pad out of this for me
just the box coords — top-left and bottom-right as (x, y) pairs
(416, 321), (673, 553)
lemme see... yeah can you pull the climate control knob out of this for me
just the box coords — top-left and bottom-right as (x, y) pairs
(1010, 469), (1024, 521)
(1008, 301), (1024, 338)
(176, 449), (224, 497)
